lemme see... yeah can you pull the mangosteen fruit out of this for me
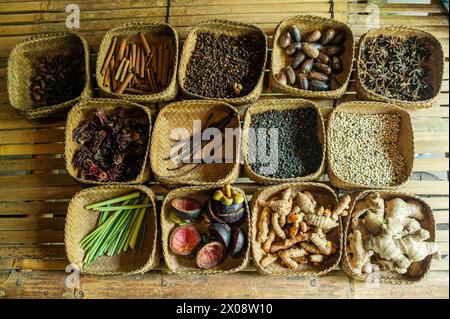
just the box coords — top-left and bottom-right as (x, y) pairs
(171, 197), (202, 221)
(169, 225), (201, 256)
(196, 241), (226, 269)
(229, 226), (247, 258)
(209, 223), (231, 248)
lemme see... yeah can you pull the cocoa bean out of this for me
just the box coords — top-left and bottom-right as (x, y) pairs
(313, 62), (332, 75)
(300, 58), (314, 74)
(285, 66), (296, 85)
(302, 43), (319, 59)
(321, 28), (336, 45)
(305, 30), (321, 43)
(297, 73), (309, 90)
(291, 52), (306, 69)
(276, 70), (287, 86)
(280, 31), (292, 49)
(317, 52), (330, 64)
(290, 26), (301, 43)
(310, 80), (329, 91)
(309, 71), (329, 82)
(331, 56), (343, 74)
(330, 30), (346, 45)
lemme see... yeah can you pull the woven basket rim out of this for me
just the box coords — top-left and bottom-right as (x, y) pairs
(64, 98), (153, 185)
(150, 99), (241, 187)
(270, 15), (355, 99)
(161, 184), (251, 275)
(65, 184), (159, 275)
(242, 98), (326, 184)
(326, 101), (415, 190)
(341, 189), (435, 284)
(95, 21), (179, 103)
(177, 19), (268, 105)
(7, 31), (92, 119)
(251, 182), (344, 277)
(355, 25), (445, 109)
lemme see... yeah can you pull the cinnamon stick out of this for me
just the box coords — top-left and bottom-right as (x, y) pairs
(117, 39), (127, 62)
(139, 32), (151, 56)
(101, 36), (117, 75)
(131, 43), (136, 72)
(115, 58), (127, 81)
(140, 48), (146, 78)
(110, 58), (117, 91)
(135, 44), (141, 76)
(103, 66), (111, 87)
(116, 72), (134, 94)
(120, 59), (130, 82)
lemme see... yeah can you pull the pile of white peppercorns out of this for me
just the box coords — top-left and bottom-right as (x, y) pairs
(329, 112), (406, 186)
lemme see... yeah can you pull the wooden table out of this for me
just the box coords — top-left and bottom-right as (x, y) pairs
(0, 0), (448, 299)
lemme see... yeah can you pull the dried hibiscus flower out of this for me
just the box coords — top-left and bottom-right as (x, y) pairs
(72, 107), (149, 182)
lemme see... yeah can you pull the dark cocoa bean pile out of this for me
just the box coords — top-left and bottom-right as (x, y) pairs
(184, 32), (265, 98)
(249, 108), (323, 179)
(30, 52), (85, 108)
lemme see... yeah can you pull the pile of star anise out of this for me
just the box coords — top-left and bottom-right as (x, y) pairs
(72, 108), (149, 182)
(359, 35), (433, 101)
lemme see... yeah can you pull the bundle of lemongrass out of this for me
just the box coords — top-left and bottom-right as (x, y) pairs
(80, 191), (152, 265)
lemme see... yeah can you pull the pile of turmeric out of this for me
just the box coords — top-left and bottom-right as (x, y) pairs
(347, 192), (440, 277)
(257, 187), (350, 270)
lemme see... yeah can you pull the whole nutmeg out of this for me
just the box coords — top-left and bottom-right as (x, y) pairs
(313, 62), (332, 75)
(330, 30), (346, 45)
(280, 31), (292, 49)
(320, 28), (336, 45)
(300, 58), (314, 74)
(285, 66), (296, 85)
(331, 56), (343, 74)
(302, 43), (319, 59)
(291, 51), (306, 69)
(297, 73), (309, 90)
(290, 26), (302, 43)
(305, 30), (321, 43)
(309, 71), (329, 82)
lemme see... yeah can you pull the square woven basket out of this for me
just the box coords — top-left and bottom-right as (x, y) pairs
(242, 98), (326, 184)
(270, 15), (354, 99)
(7, 32), (92, 119)
(64, 98), (152, 185)
(161, 185), (251, 275)
(356, 26), (444, 109)
(178, 19), (268, 106)
(65, 185), (160, 275)
(150, 100), (241, 187)
(341, 190), (436, 284)
(96, 22), (179, 105)
(251, 182), (343, 277)
(326, 101), (414, 190)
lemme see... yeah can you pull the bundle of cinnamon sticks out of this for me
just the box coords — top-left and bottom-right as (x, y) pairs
(100, 32), (173, 95)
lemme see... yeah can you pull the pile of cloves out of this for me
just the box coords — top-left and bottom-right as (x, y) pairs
(100, 32), (174, 95)
(30, 53), (85, 108)
(275, 26), (346, 91)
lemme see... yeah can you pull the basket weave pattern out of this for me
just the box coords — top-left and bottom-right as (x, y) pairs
(355, 26), (445, 109)
(326, 101), (414, 190)
(96, 21), (179, 105)
(64, 98), (152, 185)
(65, 185), (159, 275)
(341, 190), (436, 284)
(178, 19), (268, 106)
(270, 15), (354, 99)
(150, 100), (241, 187)
(7, 32), (92, 119)
(242, 98), (326, 184)
(251, 182), (343, 277)
(161, 185), (251, 275)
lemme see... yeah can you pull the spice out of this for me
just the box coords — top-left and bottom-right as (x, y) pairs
(359, 35), (433, 101)
(329, 112), (406, 186)
(276, 26), (346, 91)
(183, 32), (266, 98)
(30, 53), (85, 108)
(249, 108), (323, 179)
(72, 107), (149, 182)
(80, 192), (152, 265)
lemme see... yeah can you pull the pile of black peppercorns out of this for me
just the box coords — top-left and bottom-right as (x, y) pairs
(30, 52), (85, 108)
(249, 108), (323, 179)
(184, 32), (266, 98)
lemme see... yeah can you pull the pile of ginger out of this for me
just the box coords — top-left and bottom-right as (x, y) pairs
(256, 187), (350, 270)
(347, 192), (440, 276)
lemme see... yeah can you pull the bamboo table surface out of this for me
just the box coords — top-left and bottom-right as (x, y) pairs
(0, 0), (448, 299)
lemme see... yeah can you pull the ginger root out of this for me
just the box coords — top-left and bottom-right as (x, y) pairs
(258, 188), (293, 216)
(360, 193), (385, 235)
(397, 229), (439, 262)
(371, 227), (411, 273)
(331, 195), (350, 221)
(348, 230), (373, 273)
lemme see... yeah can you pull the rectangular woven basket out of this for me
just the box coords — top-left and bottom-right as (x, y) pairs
(96, 21), (179, 105)
(251, 182), (343, 277)
(161, 185), (251, 275)
(64, 98), (152, 185)
(7, 32), (92, 119)
(178, 19), (268, 106)
(150, 100), (241, 187)
(326, 101), (414, 190)
(242, 98), (326, 184)
(65, 185), (160, 275)
(355, 26), (444, 109)
(270, 15), (354, 99)
(341, 190), (436, 284)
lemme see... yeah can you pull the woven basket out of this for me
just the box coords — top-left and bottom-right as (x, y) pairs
(327, 101), (414, 190)
(355, 26), (444, 109)
(178, 19), (268, 106)
(161, 185), (251, 275)
(270, 15), (354, 99)
(7, 32), (92, 119)
(96, 22), (179, 105)
(251, 182), (343, 276)
(65, 185), (159, 275)
(341, 190), (436, 284)
(150, 100), (241, 187)
(64, 98), (152, 185)
(242, 98), (326, 184)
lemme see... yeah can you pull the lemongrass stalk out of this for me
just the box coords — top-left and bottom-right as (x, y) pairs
(129, 197), (150, 250)
(136, 208), (149, 254)
(91, 204), (152, 212)
(85, 192), (141, 210)
(112, 211), (135, 255)
(122, 208), (140, 252)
